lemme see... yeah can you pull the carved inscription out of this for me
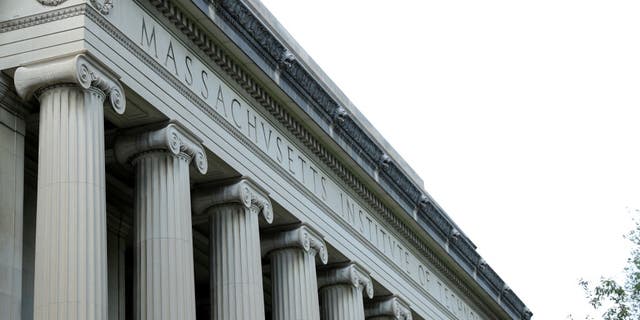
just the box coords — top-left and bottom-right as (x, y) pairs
(114, 10), (480, 320)
(438, 282), (480, 320)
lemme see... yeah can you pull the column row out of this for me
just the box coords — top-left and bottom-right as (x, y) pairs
(12, 54), (415, 320)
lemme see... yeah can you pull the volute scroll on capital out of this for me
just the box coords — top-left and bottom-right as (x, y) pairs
(262, 225), (329, 264)
(318, 263), (374, 298)
(191, 178), (273, 223)
(365, 296), (413, 320)
(13, 54), (126, 114)
(114, 122), (208, 174)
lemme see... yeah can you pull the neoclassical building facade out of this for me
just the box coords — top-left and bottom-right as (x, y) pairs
(0, 1), (532, 319)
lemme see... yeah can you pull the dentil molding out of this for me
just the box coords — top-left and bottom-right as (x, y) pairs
(13, 53), (126, 114)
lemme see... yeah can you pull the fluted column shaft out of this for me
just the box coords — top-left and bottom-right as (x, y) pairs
(318, 264), (374, 320)
(0, 105), (25, 320)
(320, 285), (365, 320)
(133, 152), (196, 320)
(107, 224), (128, 320)
(33, 85), (108, 320)
(115, 123), (208, 320)
(192, 178), (273, 320)
(263, 225), (328, 320)
(13, 54), (126, 320)
(271, 249), (321, 320)
(209, 203), (265, 319)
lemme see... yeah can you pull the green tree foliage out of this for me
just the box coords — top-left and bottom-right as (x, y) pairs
(580, 209), (640, 320)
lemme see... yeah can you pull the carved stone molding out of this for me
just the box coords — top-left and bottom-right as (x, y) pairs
(416, 194), (429, 209)
(318, 263), (374, 299)
(114, 122), (208, 174)
(365, 296), (413, 320)
(36, 0), (67, 6)
(14, 53), (126, 114)
(262, 225), (329, 264)
(332, 106), (348, 124)
(90, 0), (113, 15)
(378, 154), (391, 171)
(1, 4), (86, 33)
(277, 50), (295, 70)
(192, 178), (273, 223)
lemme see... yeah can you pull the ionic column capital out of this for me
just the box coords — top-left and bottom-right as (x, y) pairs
(262, 225), (329, 264)
(365, 296), (413, 320)
(114, 122), (208, 174)
(192, 178), (273, 223)
(14, 54), (126, 114)
(318, 263), (374, 298)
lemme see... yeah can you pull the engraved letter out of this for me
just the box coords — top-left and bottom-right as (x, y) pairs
(276, 137), (284, 163)
(247, 110), (258, 143)
(405, 251), (411, 274)
(231, 99), (242, 129)
(216, 86), (228, 116)
(201, 71), (209, 99)
(184, 56), (193, 85)
(140, 17), (158, 58)
(321, 176), (328, 201)
(164, 41), (179, 76)
(297, 155), (306, 183)
(366, 216), (374, 241)
(261, 122), (273, 152)
(287, 146), (295, 174)
(310, 166), (318, 194)
(345, 198), (355, 223)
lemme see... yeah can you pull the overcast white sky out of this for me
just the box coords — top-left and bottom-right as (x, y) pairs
(259, 0), (640, 319)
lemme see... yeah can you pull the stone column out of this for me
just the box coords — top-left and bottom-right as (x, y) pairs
(318, 263), (374, 320)
(115, 122), (208, 320)
(0, 101), (25, 320)
(13, 54), (126, 320)
(262, 225), (329, 320)
(106, 211), (131, 320)
(365, 296), (412, 320)
(192, 178), (273, 320)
